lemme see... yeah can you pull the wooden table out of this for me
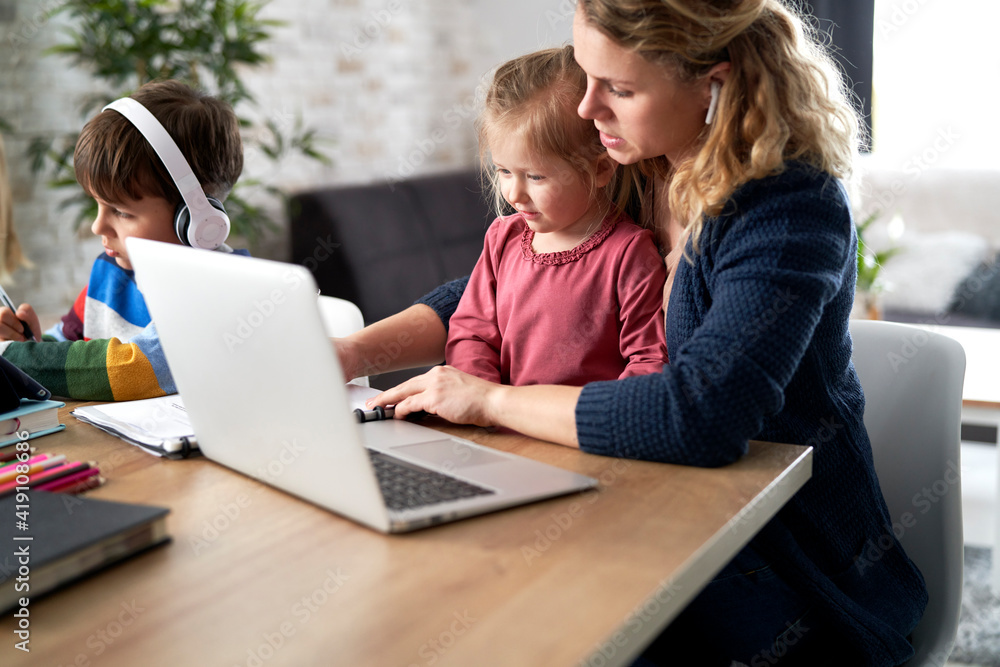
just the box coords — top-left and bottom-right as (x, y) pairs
(3, 403), (812, 667)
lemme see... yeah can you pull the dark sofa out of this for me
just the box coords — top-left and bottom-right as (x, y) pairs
(288, 169), (494, 387)
(289, 169), (492, 324)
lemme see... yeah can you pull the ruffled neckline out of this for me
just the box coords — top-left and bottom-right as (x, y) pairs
(519, 215), (619, 266)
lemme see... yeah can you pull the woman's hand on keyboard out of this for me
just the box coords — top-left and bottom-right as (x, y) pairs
(367, 365), (501, 428)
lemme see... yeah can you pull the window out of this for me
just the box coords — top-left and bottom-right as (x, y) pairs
(871, 0), (1000, 168)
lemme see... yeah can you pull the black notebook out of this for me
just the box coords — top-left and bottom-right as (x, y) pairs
(0, 490), (170, 612)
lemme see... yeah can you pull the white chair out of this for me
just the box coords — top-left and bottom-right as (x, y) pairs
(317, 295), (368, 387)
(850, 319), (966, 666)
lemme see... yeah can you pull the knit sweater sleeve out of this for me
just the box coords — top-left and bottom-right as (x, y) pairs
(415, 276), (470, 332)
(0, 323), (174, 402)
(0, 253), (179, 401)
(42, 286), (87, 342)
(2, 249), (252, 401)
(576, 170), (853, 467)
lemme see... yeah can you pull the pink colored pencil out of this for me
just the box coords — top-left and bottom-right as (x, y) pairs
(0, 454), (65, 485)
(36, 467), (103, 492)
(41, 473), (104, 495)
(0, 461), (91, 495)
(0, 453), (54, 475)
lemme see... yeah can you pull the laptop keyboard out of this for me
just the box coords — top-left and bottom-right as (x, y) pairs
(366, 449), (495, 512)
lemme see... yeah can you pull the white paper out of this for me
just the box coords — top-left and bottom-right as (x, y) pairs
(346, 383), (381, 411)
(73, 395), (193, 447)
(74, 385), (383, 456)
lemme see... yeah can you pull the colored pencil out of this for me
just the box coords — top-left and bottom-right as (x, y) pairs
(0, 453), (48, 475)
(0, 454), (65, 484)
(0, 445), (32, 464)
(36, 467), (104, 493)
(46, 474), (105, 495)
(0, 461), (95, 496)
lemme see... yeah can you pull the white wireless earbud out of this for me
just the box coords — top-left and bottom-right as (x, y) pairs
(705, 81), (721, 125)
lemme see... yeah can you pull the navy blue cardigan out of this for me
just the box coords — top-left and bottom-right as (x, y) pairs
(418, 163), (927, 665)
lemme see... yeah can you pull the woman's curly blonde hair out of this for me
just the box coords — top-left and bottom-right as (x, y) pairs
(578, 0), (862, 247)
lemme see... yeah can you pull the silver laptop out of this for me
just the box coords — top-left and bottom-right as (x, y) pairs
(127, 238), (597, 533)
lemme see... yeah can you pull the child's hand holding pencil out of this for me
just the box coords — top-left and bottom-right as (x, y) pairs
(0, 284), (39, 342)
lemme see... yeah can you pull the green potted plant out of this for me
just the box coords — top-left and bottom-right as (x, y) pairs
(854, 211), (900, 320)
(22, 0), (330, 245)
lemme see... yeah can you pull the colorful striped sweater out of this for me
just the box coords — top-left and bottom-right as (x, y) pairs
(0, 251), (244, 401)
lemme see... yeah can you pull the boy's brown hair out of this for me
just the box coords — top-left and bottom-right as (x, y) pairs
(74, 80), (243, 208)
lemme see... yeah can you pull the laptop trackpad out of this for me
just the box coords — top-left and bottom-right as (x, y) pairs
(392, 440), (508, 469)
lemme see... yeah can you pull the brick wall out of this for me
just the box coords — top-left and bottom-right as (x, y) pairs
(0, 0), (571, 320)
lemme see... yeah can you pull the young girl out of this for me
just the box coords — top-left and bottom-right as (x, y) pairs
(444, 45), (668, 386)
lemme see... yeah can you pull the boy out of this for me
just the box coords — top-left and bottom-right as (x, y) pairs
(0, 80), (244, 401)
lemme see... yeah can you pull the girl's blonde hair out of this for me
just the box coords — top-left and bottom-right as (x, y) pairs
(478, 45), (627, 217)
(578, 0), (861, 246)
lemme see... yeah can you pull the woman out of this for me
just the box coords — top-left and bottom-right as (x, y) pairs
(338, 1), (927, 664)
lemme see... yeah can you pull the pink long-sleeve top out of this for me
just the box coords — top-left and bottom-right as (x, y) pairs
(445, 212), (668, 386)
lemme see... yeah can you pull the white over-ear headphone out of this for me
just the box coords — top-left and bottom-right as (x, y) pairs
(102, 97), (231, 250)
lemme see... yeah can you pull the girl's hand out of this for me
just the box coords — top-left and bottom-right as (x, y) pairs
(368, 365), (503, 428)
(0, 304), (40, 342)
